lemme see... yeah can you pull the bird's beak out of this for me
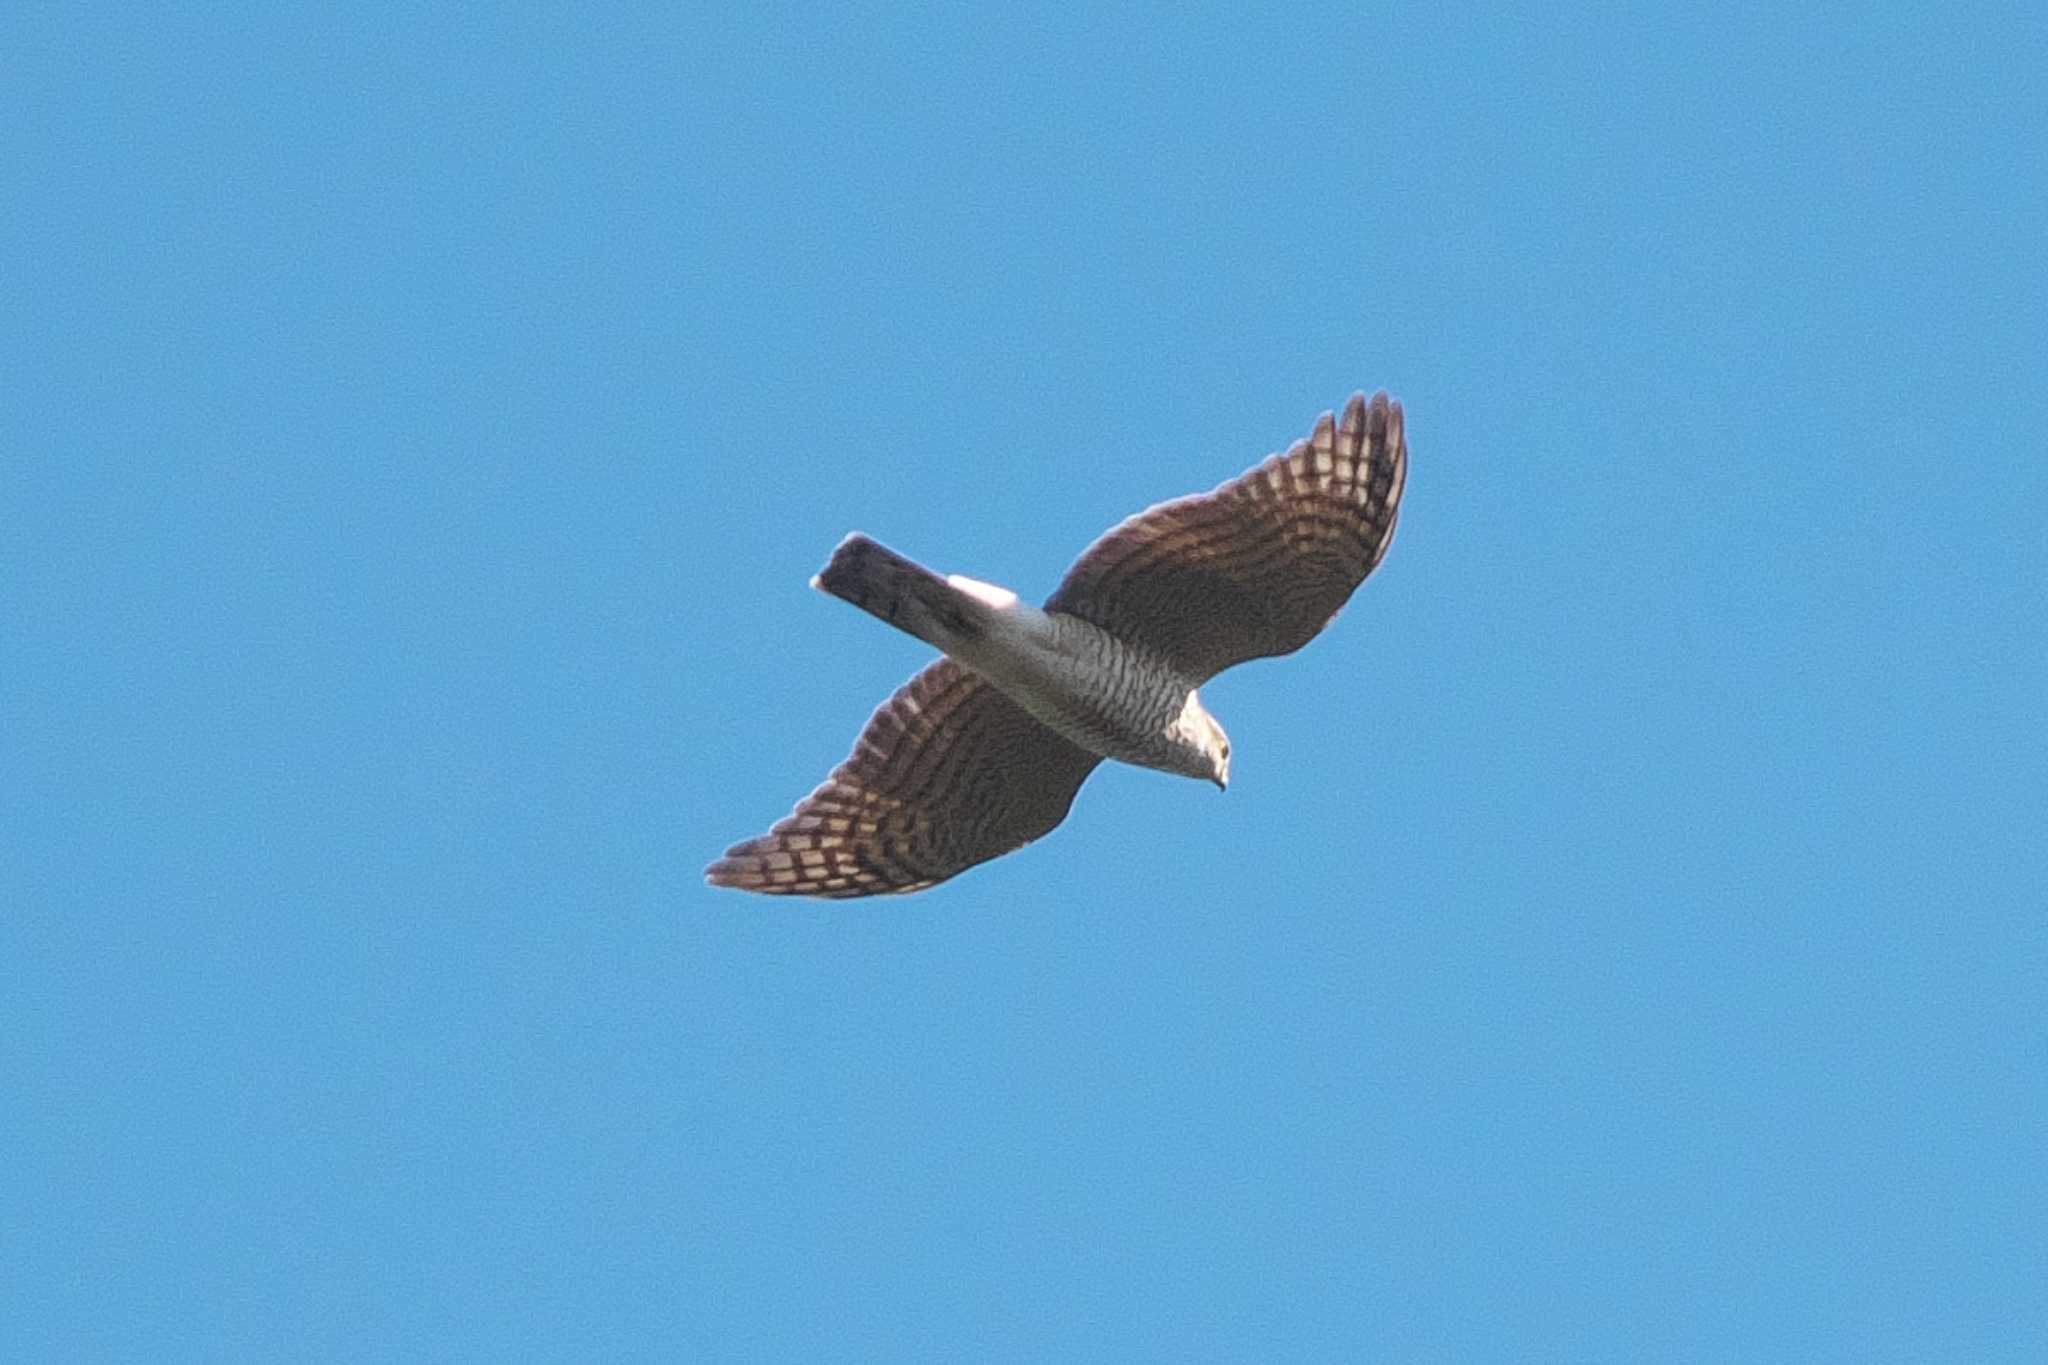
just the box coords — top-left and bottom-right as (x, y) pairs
(1213, 773), (1229, 792)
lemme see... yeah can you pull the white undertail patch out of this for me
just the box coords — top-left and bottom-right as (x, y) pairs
(947, 575), (1018, 609)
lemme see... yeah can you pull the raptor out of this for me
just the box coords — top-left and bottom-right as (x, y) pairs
(707, 391), (1407, 897)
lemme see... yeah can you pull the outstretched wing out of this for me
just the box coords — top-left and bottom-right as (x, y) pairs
(1044, 391), (1406, 682)
(705, 659), (1103, 898)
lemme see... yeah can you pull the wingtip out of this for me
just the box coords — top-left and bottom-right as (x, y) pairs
(1341, 388), (1397, 421)
(1340, 390), (1404, 450)
(705, 855), (777, 895)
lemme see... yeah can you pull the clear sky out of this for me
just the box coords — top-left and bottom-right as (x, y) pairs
(6, 3), (2044, 1360)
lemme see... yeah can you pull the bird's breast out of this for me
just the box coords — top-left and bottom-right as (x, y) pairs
(959, 612), (1194, 774)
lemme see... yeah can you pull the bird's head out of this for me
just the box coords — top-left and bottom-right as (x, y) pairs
(1169, 690), (1231, 791)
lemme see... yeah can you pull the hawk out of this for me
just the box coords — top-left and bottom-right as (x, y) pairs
(707, 391), (1407, 898)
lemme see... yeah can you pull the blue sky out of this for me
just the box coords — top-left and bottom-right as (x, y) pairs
(5, 2), (2044, 1359)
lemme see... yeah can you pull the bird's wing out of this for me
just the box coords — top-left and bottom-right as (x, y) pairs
(705, 659), (1103, 898)
(1044, 391), (1406, 682)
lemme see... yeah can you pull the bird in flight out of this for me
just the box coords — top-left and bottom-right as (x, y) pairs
(707, 391), (1408, 898)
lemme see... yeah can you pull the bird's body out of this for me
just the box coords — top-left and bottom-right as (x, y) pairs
(707, 390), (1407, 898)
(812, 534), (1222, 784)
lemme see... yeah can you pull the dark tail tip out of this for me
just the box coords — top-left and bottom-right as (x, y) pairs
(812, 532), (879, 598)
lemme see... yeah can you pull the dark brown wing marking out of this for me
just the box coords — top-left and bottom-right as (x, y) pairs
(705, 659), (1104, 898)
(1044, 392), (1406, 682)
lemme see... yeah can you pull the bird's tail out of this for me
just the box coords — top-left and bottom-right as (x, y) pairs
(812, 533), (988, 652)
